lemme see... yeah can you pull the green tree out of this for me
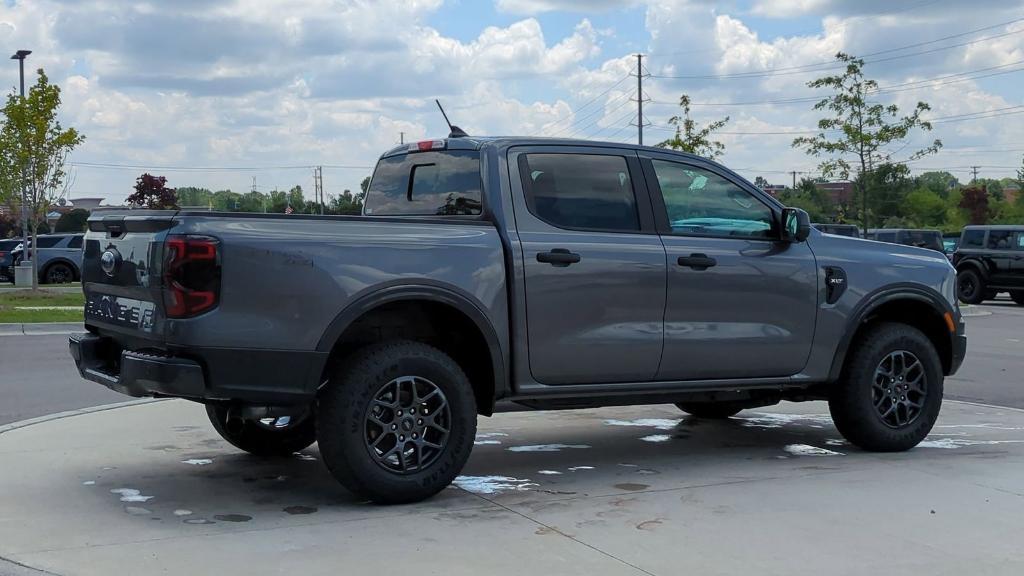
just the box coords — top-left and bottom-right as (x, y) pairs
(856, 162), (915, 227)
(54, 208), (90, 232)
(0, 69), (85, 289)
(656, 94), (729, 159)
(903, 188), (946, 227)
(175, 186), (213, 208)
(777, 178), (834, 222)
(793, 53), (940, 233)
(753, 176), (769, 190)
(916, 171), (958, 198)
(360, 176), (371, 196)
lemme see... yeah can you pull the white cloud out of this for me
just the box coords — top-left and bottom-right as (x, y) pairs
(496, 0), (636, 15)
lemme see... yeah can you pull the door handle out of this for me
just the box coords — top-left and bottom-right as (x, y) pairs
(537, 248), (581, 267)
(677, 253), (717, 271)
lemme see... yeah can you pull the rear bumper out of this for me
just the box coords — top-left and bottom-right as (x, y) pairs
(69, 332), (327, 405)
(69, 333), (205, 398)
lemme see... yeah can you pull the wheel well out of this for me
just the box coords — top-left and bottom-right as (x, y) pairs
(322, 299), (496, 415)
(847, 299), (953, 375)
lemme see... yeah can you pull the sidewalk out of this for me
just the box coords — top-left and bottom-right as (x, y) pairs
(2, 399), (1023, 575)
(0, 322), (83, 336)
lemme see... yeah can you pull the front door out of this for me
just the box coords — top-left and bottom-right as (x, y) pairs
(642, 154), (818, 381)
(510, 147), (666, 385)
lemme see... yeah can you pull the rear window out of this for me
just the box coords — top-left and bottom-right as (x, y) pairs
(364, 150), (482, 216)
(34, 236), (63, 248)
(0, 240), (19, 251)
(899, 230), (942, 251)
(521, 153), (639, 232)
(961, 229), (985, 248)
(987, 230), (1018, 250)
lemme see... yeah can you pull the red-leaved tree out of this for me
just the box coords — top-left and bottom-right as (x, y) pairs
(959, 185), (990, 225)
(126, 173), (178, 209)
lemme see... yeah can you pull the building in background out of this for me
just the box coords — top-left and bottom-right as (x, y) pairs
(815, 181), (854, 205)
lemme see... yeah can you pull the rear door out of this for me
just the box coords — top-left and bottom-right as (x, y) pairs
(641, 153), (818, 381)
(509, 146), (666, 385)
(83, 214), (176, 339)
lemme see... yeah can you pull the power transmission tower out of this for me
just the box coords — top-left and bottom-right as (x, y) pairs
(631, 54), (650, 146)
(314, 166), (324, 215)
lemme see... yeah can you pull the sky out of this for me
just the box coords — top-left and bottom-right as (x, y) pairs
(1, 0), (1023, 205)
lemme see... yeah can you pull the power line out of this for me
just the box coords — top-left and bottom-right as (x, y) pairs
(546, 89), (634, 138)
(566, 91), (636, 139)
(649, 16), (1024, 81)
(647, 60), (1024, 108)
(542, 73), (632, 136)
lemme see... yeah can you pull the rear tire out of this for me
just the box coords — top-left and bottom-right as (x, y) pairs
(206, 405), (317, 456)
(317, 340), (477, 504)
(674, 402), (744, 419)
(1011, 291), (1024, 306)
(956, 269), (985, 304)
(828, 323), (943, 452)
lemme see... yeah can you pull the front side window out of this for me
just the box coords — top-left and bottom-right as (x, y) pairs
(67, 235), (84, 249)
(364, 150), (482, 216)
(961, 229), (985, 248)
(651, 160), (774, 239)
(521, 153), (639, 232)
(987, 230), (1014, 250)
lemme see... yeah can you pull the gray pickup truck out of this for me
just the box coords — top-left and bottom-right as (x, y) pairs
(70, 136), (966, 503)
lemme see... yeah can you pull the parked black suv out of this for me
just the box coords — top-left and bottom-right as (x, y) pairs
(953, 225), (1024, 305)
(867, 228), (945, 253)
(813, 223), (860, 237)
(0, 239), (21, 283)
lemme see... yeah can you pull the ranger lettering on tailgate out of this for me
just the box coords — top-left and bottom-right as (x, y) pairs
(85, 294), (156, 332)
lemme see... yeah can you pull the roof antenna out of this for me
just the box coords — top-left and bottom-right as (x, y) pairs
(436, 99), (469, 138)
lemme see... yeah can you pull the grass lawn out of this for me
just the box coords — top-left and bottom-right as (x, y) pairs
(0, 289), (84, 323)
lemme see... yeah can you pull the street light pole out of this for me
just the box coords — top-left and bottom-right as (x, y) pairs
(10, 50), (32, 287)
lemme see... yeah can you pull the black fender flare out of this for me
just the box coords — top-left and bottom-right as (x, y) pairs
(315, 283), (508, 407)
(954, 258), (989, 282)
(828, 283), (957, 382)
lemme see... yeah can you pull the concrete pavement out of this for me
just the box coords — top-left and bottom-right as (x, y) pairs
(0, 333), (124, 426)
(2, 399), (1024, 576)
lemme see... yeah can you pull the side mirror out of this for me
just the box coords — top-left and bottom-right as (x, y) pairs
(781, 207), (811, 243)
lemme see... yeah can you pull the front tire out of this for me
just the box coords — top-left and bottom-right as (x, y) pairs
(829, 323), (943, 452)
(1011, 291), (1024, 306)
(206, 405), (317, 456)
(956, 268), (985, 304)
(674, 402), (744, 419)
(317, 340), (477, 504)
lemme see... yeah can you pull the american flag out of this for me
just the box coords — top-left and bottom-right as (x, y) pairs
(285, 205), (293, 215)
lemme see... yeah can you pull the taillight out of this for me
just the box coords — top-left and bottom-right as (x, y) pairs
(410, 139), (445, 152)
(163, 235), (220, 318)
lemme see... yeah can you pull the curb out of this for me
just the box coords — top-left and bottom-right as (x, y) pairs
(0, 398), (167, 436)
(0, 323), (84, 337)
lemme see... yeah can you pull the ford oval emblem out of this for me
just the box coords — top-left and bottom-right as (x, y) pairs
(100, 249), (120, 277)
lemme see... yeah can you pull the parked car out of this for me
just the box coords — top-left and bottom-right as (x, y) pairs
(866, 228), (945, 253)
(813, 223), (860, 237)
(0, 238), (22, 283)
(11, 233), (85, 284)
(69, 136), (965, 504)
(953, 225), (1024, 305)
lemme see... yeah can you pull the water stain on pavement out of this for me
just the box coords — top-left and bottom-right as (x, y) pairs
(636, 518), (663, 531)
(283, 505), (317, 515)
(613, 483), (650, 491)
(213, 514), (252, 522)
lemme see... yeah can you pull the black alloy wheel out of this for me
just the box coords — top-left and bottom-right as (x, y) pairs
(871, 350), (926, 429)
(363, 376), (451, 474)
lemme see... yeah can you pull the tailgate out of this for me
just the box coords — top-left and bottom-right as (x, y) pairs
(82, 212), (176, 341)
